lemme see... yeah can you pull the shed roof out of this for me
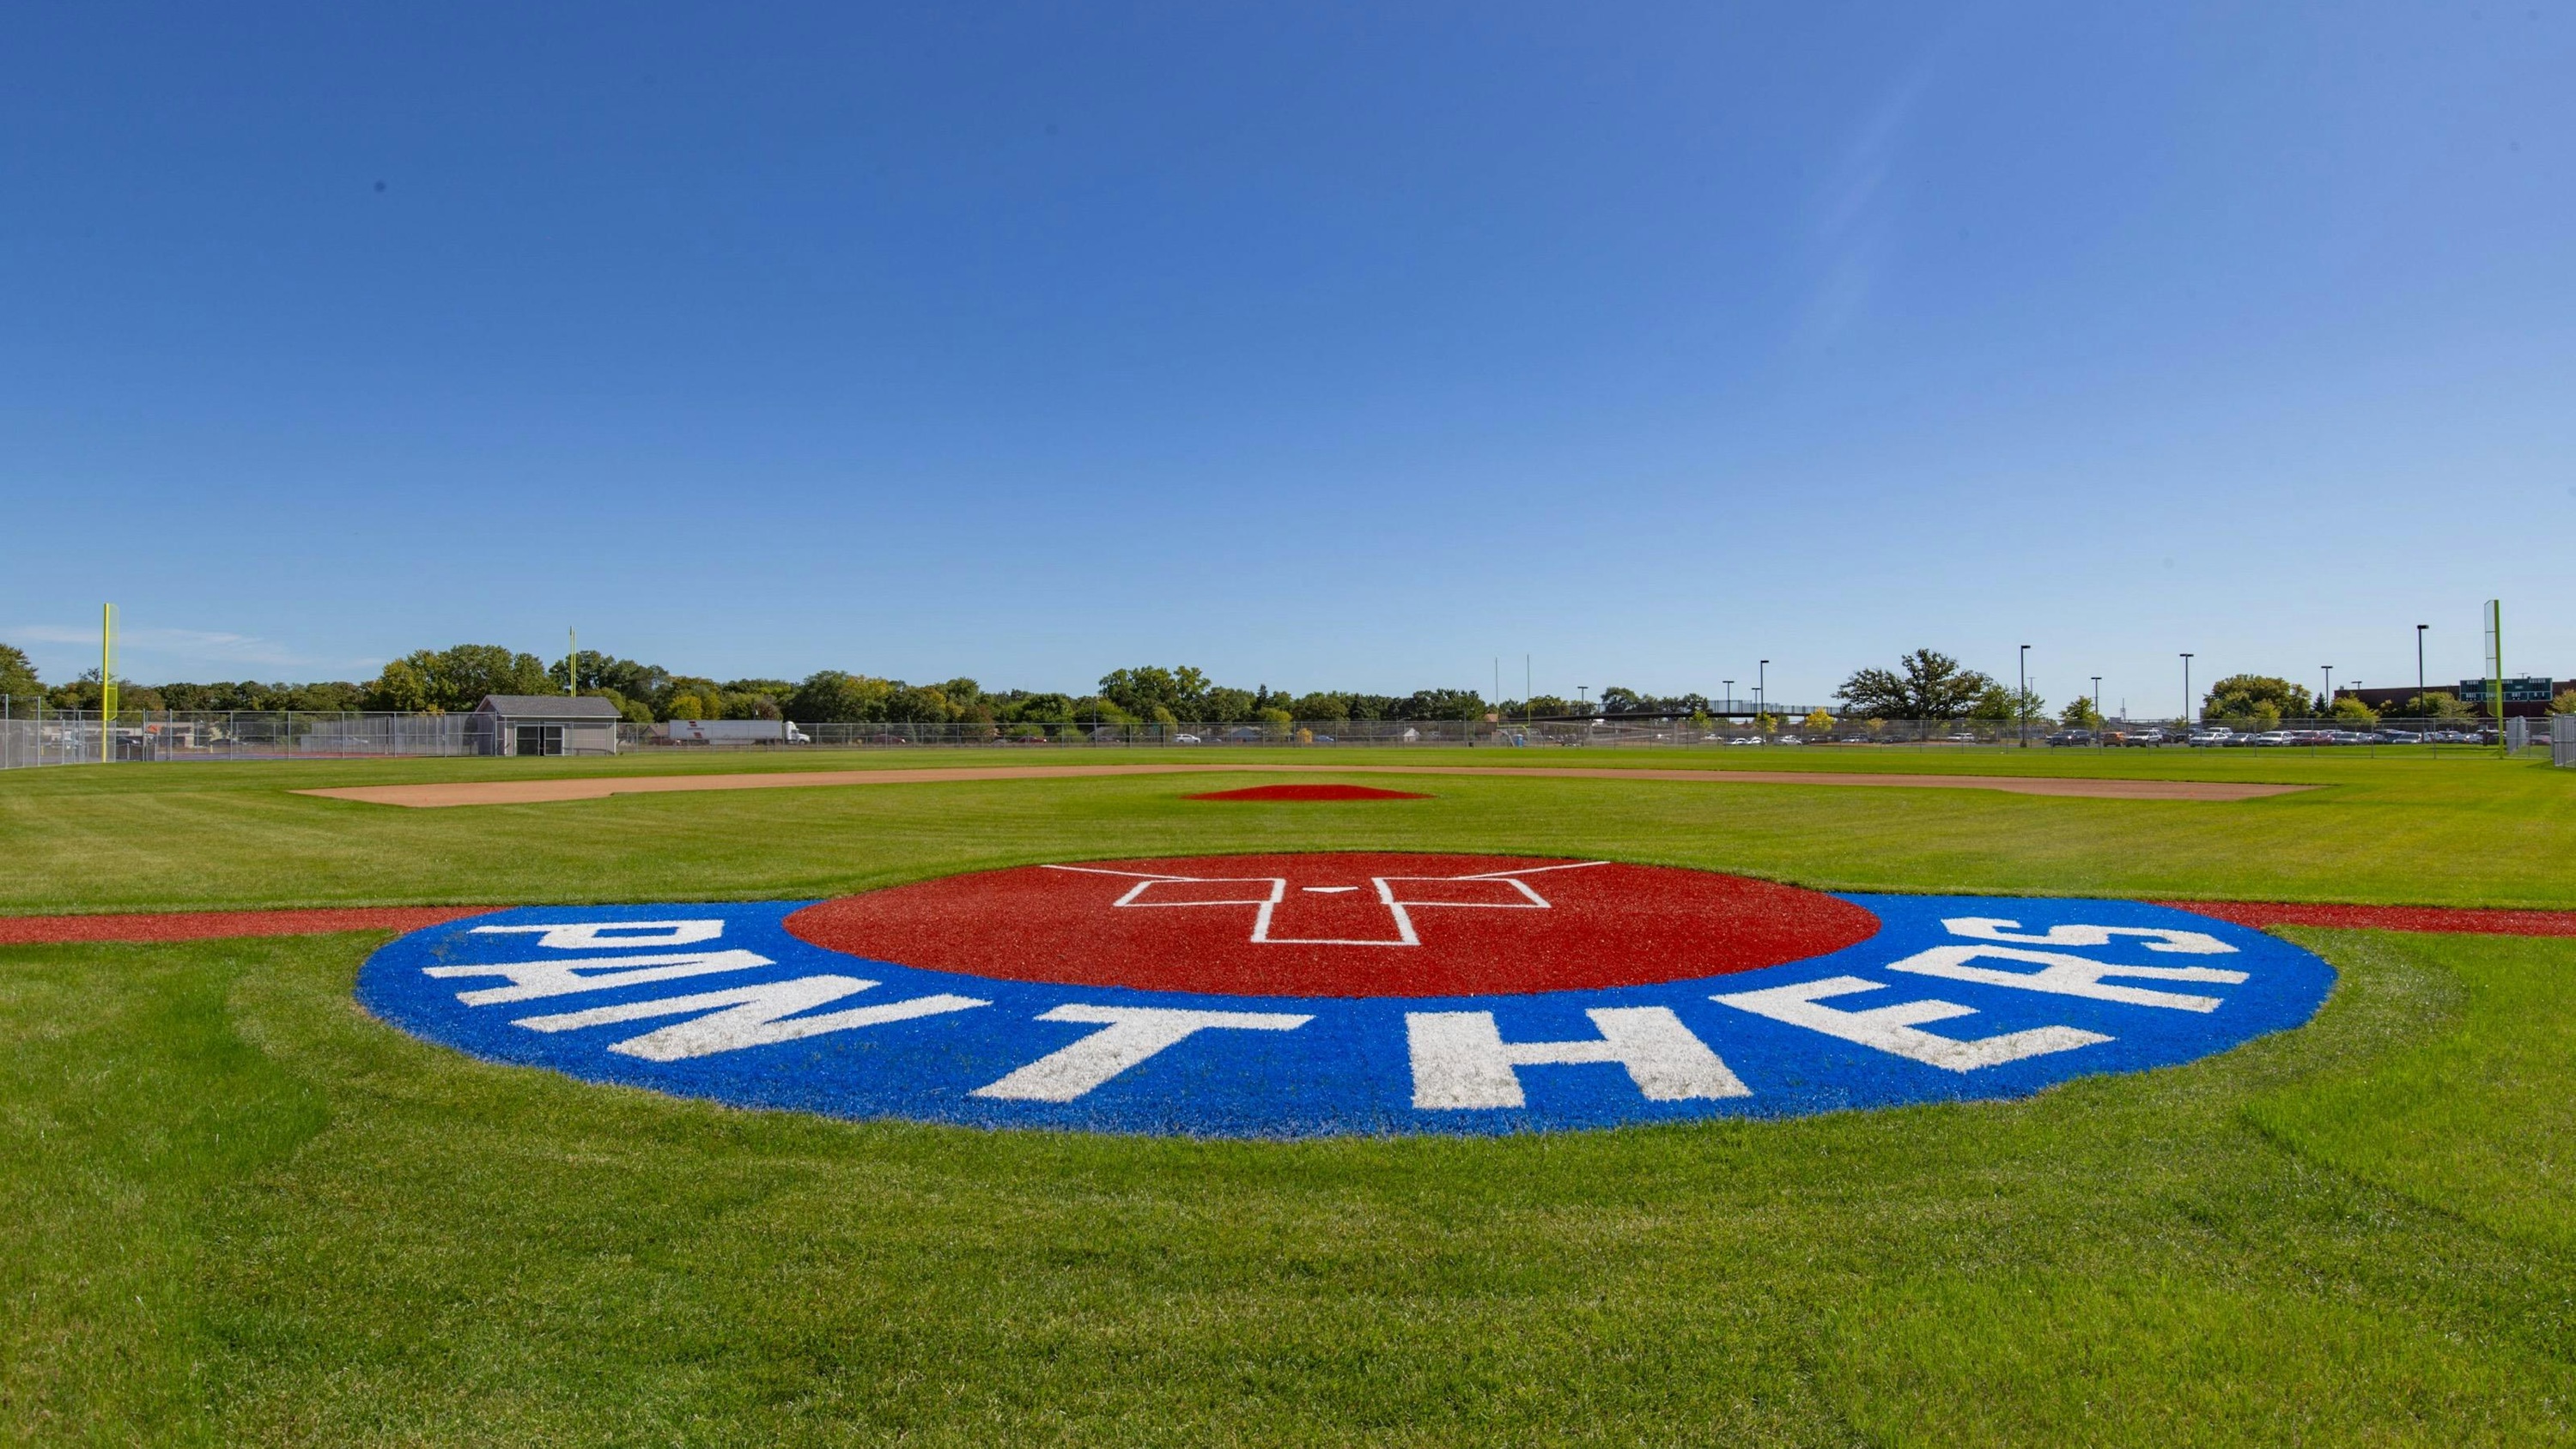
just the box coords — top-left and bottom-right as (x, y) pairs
(475, 694), (625, 719)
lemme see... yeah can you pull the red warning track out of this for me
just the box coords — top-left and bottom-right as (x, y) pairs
(2160, 900), (2576, 937)
(786, 852), (1881, 997)
(1185, 784), (1431, 802)
(0, 906), (495, 946)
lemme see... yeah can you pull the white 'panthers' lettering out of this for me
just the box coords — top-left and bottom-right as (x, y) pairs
(1941, 917), (2235, 955)
(1714, 976), (2109, 1071)
(971, 1005), (1311, 1102)
(469, 919), (726, 950)
(1406, 1007), (1748, 1109)
(1887, 943), (2248, 1013)
(511, 976), (987, 1062)
(426, 949), (775, 1006)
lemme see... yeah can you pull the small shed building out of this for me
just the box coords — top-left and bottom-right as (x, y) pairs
(471, 694), (625, 757)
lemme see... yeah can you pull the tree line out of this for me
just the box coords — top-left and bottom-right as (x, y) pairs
(1, 643), (1516, 728)
(10, 639), (2564, 727)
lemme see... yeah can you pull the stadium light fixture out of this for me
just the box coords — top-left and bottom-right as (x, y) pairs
(2018, 645), (2031, 749)
(2415, 625), (2427, 715)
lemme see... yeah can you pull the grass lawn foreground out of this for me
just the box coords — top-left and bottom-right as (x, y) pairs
(2, 749), (2572, 1445)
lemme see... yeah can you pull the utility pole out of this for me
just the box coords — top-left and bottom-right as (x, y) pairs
(1722, 680), (1733, 717)
(2092, 675), (2103, 743)
(568, 627), (578, 697)
(2320, 665), (2332, 720)
(2180, 653), (2194, 727)
(2018, 645), (2031, 748)
(2415, 624), (2427, 716)
(1757, 660), (1768, 727)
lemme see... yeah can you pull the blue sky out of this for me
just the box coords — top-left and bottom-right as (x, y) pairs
(3, 3), (2569, 711)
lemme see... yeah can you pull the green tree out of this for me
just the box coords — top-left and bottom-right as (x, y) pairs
(1969, 683), (2046, 722)
(1201, 687), (1259, 723)
(364, 658), (437, 712)
(586, 689), (655, 724)
(1394, 688), (1485, 721)
(2060, 696), (2103, 729)
(1802, 707), (1835, 733)
(0, 644), (43, 711)
(884, 684), (953, 723)
(998, 692), (1077, 727)
(2330, 694), (2380, 726)
(1288, 692), (1349, 723)
(2204, 675), (2314, 723)
(718, 690), (783, 721)
(550, 652), (671, 703)
(365, 645), (550, 712)
(787, 670), (893, 724)
(2550, 690), (2576, 716)
(1098, 666), (1211, 720)
(1835, 649), (1994, 720)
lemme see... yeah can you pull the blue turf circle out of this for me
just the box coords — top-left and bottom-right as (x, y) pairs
(358, 882), (2334, 1138)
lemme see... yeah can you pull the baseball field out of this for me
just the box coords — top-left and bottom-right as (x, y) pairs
(6, 747), (2573, 1445)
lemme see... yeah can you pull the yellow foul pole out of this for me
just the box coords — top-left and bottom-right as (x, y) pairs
(100, 603), (118, 762)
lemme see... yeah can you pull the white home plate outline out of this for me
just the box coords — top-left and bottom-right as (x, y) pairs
(1039, 859), (1612, 947)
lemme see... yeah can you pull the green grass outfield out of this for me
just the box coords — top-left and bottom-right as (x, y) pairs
(3, 751), (2573, 1445)
(0, 745), (2566, 913)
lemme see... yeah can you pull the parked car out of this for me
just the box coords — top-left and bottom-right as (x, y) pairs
(2045, 730), (2093, 747)
(1173, 733), (1202, 744)
(2121, 729), (2169, 747)
(2187, 729), (2233, 747)
(1726, 736), (1764, 746)
(2248, 731), (2299, 746)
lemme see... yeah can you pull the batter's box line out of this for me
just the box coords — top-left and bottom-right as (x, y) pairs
(1036, 860), (1612, 948)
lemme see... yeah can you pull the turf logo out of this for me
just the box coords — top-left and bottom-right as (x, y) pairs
(358, 854), (2335, 1137)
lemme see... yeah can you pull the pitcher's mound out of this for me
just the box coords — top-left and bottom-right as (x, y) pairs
(1185, 783), (1431, 802)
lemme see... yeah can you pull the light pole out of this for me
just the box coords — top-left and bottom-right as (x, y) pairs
(2092, 675), (2104, 743)
(2415, 625), (2427, 716)
(2018, 645), (2031, 748)
(1757, 660), (1768, 729)
(1577, 686), (1589, 715)
(2321, 666), (2333, 720)
(2180, 653), (2194, 727)
(1722, 680), (1733, 716)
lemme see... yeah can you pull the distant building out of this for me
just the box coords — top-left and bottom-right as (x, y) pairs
(2340, 679), (2569, 720)
(471, 694), (624, 756)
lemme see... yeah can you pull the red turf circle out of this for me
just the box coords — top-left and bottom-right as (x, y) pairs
(784, 853), (1880, 998)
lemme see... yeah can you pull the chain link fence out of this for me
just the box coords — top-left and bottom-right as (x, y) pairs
(0, 706), (2548, 771)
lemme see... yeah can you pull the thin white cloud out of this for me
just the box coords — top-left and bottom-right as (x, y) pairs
(1795, 50), (1947, 352)
(4, 622), (355, 675)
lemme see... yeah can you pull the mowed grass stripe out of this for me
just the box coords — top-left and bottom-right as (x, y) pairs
(4, 927), (2573, 1445)
(2, 752), (2569, 914)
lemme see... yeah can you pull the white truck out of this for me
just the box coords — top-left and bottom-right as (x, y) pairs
(659, 718), (811, 746)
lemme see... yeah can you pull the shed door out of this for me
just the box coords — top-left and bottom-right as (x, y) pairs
(514, 724), (564, 757)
